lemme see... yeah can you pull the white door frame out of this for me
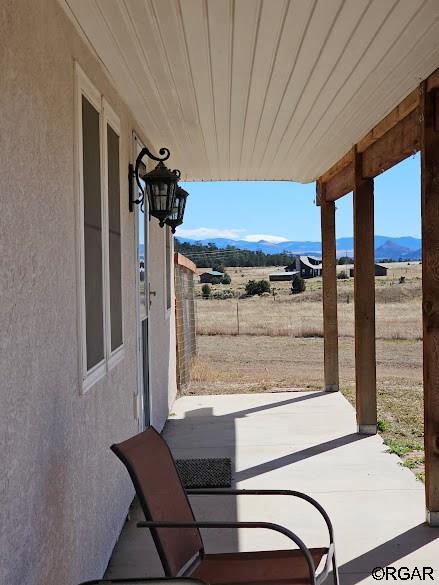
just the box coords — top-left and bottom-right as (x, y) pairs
(133, 132), (151, 430)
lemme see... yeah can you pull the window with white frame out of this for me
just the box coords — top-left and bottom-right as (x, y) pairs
(165, 226), (172, 312)
(76, 65), (123, 391)
(106, 113), (123, 352)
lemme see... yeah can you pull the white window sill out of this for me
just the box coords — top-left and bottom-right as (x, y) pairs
(108, 345), (125, 371)
(82, 360), (106, 394)
(81, 346), (124, 393)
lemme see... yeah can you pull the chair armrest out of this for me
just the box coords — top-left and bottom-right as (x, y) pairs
(79, 580), (208, 585)
(185, 489), (334, 544)
(137, 519), (318, 585)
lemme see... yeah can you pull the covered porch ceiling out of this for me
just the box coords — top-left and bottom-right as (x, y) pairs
(61, 0), (439, 182)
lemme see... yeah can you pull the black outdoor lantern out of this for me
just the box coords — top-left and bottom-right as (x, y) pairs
(129, 146), (181, 226)
(165, 186), (188, 233)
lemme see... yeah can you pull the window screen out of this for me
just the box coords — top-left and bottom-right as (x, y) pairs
(107, 124), (123, 351)
(82, 95), (104, 370)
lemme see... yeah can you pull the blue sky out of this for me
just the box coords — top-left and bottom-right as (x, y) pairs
(177, 153), (421, 242)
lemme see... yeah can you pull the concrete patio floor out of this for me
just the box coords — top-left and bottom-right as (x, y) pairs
(105, 391), (439, 584)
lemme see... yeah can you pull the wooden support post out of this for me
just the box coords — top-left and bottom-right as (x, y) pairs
(319, 181), (339, 392)
(353, 148), (377, 435)
(421, 82), (439, 526)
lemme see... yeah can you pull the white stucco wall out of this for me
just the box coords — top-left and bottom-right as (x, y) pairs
(0, 1), (176, 584)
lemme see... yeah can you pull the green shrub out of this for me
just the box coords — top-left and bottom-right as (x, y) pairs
(221, 273), (231, 285)
(384, 439), (422, 457)
(291, 274), (306, 294)
(201, 284), (211, 299)
(337, 270), (349, 280)
(245, 279), (271, 296)
(338, 255), (354, 265)
(377, 419), (390, 432)
(212, 262), (225, 274)
(212, 289), (234, 300)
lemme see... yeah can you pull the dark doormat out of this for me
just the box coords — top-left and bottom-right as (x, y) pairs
(176, 458), (232, 488)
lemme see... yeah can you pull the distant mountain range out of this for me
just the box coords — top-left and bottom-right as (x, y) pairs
(175, 235), (422, 260)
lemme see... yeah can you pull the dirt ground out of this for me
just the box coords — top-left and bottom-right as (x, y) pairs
(191, 335), (422, 393)
(189, 262), (425, 479)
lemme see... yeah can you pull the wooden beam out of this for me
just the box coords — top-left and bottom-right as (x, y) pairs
(320, 89), (420, 193)
(435, 90), (439, 132)
(320, 107), (419, 202)
(426, 66), (439, 92)
(357, 89), (419, 153)
(353, 148), (377, 435)
(362, 108), (420, 178)
(421, 82), (439, 526)
(321, 151), (353, 185)
(325, 164), (354, 202)
(320, 181), (339, 392)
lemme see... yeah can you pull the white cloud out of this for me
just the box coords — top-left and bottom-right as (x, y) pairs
(175, 227), (244, 240)
(243, 234), (289, 244)
(175, 227), (290, 244)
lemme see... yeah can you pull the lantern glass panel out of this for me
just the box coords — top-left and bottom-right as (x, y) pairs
(159, 195), (168, 211)
(178, 194), (187, 217)
(140, 159), (179, 222)
(157, 182), (168, 196)
(169, 198), (179, 221)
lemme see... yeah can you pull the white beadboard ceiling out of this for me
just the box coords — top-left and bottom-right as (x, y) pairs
(61, 0), (439, 182)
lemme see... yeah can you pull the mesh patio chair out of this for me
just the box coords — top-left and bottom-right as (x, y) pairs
(80, 577), (206, 585)
(111, 427), (338, 585)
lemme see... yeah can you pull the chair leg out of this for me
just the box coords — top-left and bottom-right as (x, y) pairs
(332, 549), (340, 585)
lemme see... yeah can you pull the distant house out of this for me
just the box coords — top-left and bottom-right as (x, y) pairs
(269, 271), (298, 282)
(286, 256), (322, 279)
(349, 264), (388, 277)
(199, 270), (224, 284)
(374, 264), (388, 276)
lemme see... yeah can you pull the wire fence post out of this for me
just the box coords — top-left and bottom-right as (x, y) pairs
(236, 300), (240, 336)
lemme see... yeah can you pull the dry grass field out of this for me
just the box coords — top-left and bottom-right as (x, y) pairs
(190, 262), (424, 479)
(196, 263), (422, 339)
